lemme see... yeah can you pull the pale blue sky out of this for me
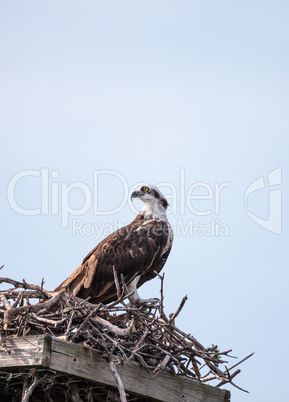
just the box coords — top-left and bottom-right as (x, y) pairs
(1, 2), (289, 401)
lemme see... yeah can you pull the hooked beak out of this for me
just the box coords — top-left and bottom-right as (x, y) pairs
(131, 190), (143, 201)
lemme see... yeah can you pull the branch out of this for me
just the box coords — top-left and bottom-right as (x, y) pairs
(169, 295), (188, 324)
(21, 370), (47, 402)
(109, 360), (127, 402)
(153, 354), (170, 375)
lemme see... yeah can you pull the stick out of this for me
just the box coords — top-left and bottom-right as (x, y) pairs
(169, 295), (188, 324)
(0, 273), (254, 392)
(109, 360), (127, 402)
(154, 272), (168, 321)
(21, 370), (47, 402)
(153, 354), (170, 375)
(0, 294), (12, 310)
(71, 306), (101, 341)
(226, 352), (255, 372)
(126, 328), (150, 363)
(65, 310), (75, 337)
(6, 290), (64, 319)
(90, 315), (132, 337)
(113, 266), (122, 300)
(69, 382), (85, 402)
(11, 291), (23, 308)
(0, 277), (52, 297)
(31, 312), (66, 327)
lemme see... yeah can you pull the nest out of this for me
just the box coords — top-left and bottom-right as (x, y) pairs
(0, 267), (253, 401)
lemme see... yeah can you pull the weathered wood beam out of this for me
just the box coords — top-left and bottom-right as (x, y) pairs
(0, 335), (231, 402)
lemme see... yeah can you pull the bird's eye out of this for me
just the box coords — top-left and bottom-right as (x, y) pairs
(143, 186), (149, 192)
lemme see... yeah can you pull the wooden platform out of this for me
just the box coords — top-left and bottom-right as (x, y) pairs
(0, 335), (231, 402)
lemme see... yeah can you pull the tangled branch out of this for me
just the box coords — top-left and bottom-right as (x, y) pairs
(0, 272), (253, 400)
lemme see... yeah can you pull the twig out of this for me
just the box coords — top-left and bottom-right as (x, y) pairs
(11, 291), (23, 308)
(65, 310), (75, 337)
(113, 266), (122, 300)
(0, 277), (52, 297)
(6, 291), (64, 319)
(153, 354), (170, 375)
(109, 359), (127, 402)
(126, 328), (150, 363)
(71, 306), (101, 341)
(21, 370), (47, 402)
(31, 313), (66, 327)
(169, 295), (188, 324)
(226, 352), (255, 372)
(90, 315), (132, 336)
(0, 294), (12, 310)
(0, 272), (253, 394)
(155, 272), (167, 321)
(69, 382), (85, 402)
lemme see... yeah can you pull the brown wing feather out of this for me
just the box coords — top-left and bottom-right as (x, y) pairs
(137, 247), (172, 288)
(54, 217), (172, 304)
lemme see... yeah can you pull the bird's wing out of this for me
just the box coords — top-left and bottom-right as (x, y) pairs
(55, 219), (171, 303)
(137, 246), (172, 288)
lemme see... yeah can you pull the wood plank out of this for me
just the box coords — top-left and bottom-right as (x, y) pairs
(0, 335), (231, 402)
(49, 337), (230, 402)
(0, 334), (46, 368)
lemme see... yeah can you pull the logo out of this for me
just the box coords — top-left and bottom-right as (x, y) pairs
(7, 167), (283, 237)
(244, 168), (282, 234)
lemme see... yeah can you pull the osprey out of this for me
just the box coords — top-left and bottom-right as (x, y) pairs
(55, 184), (173, 304)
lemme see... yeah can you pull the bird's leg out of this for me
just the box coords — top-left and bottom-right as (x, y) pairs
(127, 276), (159, 306)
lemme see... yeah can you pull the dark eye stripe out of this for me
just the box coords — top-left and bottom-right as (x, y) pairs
(152, 189), (168, 209)
(152, 189), (160, 199)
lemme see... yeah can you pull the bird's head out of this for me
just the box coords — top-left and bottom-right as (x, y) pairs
(131, 184), (169, 219)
